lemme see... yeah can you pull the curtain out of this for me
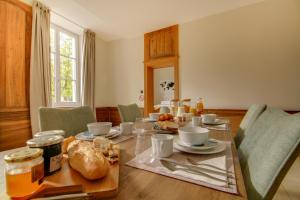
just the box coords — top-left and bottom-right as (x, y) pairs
(81, 30), (96, 111)
(30, 1), (51, 134)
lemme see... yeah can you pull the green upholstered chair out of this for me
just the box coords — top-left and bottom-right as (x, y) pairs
(118, 104), (142, 122)
(38, 106), (96, 137)
(234, 104), (266, 148)
(238, 107), (300, 200)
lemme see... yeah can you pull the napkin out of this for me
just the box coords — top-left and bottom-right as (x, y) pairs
(161, 156), (228, 187)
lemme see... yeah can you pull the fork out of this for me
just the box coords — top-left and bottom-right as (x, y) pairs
(187, 158), (233, 174)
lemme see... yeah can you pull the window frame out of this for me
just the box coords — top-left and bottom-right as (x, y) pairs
(50, 24), (81, 107)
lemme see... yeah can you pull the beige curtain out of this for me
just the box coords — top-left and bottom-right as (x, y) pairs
(81, 30), (96, 111)
(30, 1), (51, 134)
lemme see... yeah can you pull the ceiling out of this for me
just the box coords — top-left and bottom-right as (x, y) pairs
(41, 0), (263, 41)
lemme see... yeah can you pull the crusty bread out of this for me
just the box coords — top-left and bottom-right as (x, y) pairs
(67, 140), (109, 180)
(62, 136), (75, 154)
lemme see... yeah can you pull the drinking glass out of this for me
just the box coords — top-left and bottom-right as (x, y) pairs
(134, 117), (145, 131)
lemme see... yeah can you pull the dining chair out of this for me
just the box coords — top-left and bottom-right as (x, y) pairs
(117, 103), (142, 122)
(238, 107), (300, 200)
(234, 104), (266, 148)
(39, 106), (96, 137)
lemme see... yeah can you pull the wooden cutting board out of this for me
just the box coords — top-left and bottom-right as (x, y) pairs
(44, 153), (119, 199)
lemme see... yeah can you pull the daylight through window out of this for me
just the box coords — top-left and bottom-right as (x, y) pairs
(50, 25), (80, 107)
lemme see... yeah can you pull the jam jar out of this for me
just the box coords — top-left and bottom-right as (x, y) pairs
(27, 135), (64, 176)
(4, 148), (44, 197)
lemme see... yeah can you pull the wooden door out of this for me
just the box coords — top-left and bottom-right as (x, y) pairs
(144, 25), (179, 116)
(0, 0), (32, 150)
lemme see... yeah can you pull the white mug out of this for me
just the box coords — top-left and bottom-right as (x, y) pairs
(149, 113), (160, 121)
(192, 116), (202, 126)
(120, 122), (134, 135)
(151, 134), (173, 158)
(202, 114), (217, 124)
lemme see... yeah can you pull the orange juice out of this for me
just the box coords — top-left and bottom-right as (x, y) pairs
(196, 98), (204, 115)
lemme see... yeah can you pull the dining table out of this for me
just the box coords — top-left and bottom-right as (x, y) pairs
(0, 120), (248, 200)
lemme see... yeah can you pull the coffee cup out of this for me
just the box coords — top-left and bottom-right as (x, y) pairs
(202, 114), (217, 124)
(149, 113), (160, 121)
(120, 122), (134, 135)
(151, 134), (173, 158)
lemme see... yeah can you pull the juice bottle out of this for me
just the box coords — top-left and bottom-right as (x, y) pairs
(196, 97), (204, 116)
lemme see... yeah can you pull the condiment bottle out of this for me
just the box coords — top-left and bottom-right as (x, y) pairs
(182, 99), (191, 113)
(170, 99), (179, 116)
(196, 97), (204, 116)
(4, 148), (44, 197)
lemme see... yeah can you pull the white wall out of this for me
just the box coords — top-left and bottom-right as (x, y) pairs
(179, 0), (300, 110)
(94, 37), (111, 107)
(97, 0), (300, 110)
(106, 36), (144, 107)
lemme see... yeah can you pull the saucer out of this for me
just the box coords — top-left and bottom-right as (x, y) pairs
(203, 118), (227, 125)
(76, 129), (121, 141)
(174, 140), (226, 154)
(144, 118), (158, 122)
(175, 137), (219, 150)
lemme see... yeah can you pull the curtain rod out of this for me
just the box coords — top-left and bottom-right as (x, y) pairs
(51, 10), (86, 30)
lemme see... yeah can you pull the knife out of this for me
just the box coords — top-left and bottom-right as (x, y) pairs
(160, 160), (230, 184)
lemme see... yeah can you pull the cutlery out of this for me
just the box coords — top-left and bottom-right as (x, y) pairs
(187, 158), (233, 174)
(160, 160), (231, 185)
(161, 159), (233, 178)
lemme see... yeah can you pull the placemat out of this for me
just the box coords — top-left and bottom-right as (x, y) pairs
(126, 142), (238, 194)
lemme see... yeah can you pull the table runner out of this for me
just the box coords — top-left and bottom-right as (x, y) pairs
(126, 141), (238, 194)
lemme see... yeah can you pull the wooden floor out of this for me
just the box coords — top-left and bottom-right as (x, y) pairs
(273, 157), (300, 200)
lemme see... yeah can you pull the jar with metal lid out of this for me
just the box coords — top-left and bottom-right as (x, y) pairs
(4, 148), (44, 197)
(27, 135), (64, 176)
(34, 130), (65, 138)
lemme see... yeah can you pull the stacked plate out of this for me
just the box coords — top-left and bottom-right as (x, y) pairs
(75, 129), (121, 141)
(174, 137), (226, 155)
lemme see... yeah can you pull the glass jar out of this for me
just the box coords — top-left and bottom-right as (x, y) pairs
(170, 99), (179, 116)
(27, 135), (64, 176)
(196, 97), (204, 116)
(4, 148), (44, 197)
(182, 99), (191, 113)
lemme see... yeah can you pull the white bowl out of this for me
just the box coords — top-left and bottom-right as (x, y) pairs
(178, 126), (209, 145)
(87, 122), (112, 136)
(149, 113), (160, 120)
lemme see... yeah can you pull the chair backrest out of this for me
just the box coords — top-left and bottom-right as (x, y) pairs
(234, 104), (266, 147)
(238, 107), (300, 200)
(117, 104), (142, 122)
(39, 106), (96, 137)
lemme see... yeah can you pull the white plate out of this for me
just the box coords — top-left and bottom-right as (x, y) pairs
(75, 130), (121, 141)
(174, 141), (226, 154)
(175, 137), (219, 150)
(203, 118), (227, 125)
(144, 118), (158, 122)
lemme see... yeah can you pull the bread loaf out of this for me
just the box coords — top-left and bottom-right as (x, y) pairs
(67, 140), (109, 180)
(62, 136), (75, 154)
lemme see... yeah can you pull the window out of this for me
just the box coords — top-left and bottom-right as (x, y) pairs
(50, 25), (80, 107)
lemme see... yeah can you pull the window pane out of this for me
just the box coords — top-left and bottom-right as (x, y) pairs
(60, 32), (76, 58)
(51, 53), (56, 103)
(60, 56), (76, 80)
(60, 80), (76, 102)
(50, 28), (55, 52)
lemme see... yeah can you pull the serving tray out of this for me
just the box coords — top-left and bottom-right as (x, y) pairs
(43, 152), (119, 199)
